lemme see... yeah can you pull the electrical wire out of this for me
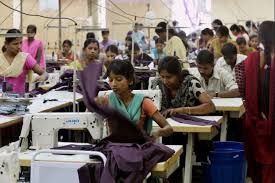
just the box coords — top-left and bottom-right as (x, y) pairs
(0, 0), (25, 26)
(91, 1), (133, 22)
(0, 0), (77, 25)
(107, 0), (168, 22)
(44, 0), (74, 26)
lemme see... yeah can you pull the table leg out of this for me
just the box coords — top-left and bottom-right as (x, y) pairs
(183, 133), (194, 183)
(220, 112), (228, 141)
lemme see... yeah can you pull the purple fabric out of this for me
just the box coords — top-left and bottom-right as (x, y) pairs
(77, 62), (175, 182)
(77, 141), (174, 183)
(171, 113), (220, 129)
(78, 62), (150, 143)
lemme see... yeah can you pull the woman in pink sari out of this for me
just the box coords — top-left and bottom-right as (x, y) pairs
(236, 21), (275, 183)
(0, 29), (48, 94)
(21, 24), (46, 70)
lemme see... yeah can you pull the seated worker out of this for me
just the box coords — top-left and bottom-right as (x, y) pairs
(208, 25), (237, 60)
(190, 50), (240, 98)
(216, 43), (247, 79)
(69, 38), (102, 71)
(104, 45), (119, 69)
(155, 21), (189, 68)
(230, 24), (242, 41)
(211, 19), (223, 35)
(22, 24), (46, 70)
(249, 34), (259, 50)
(151, 56), (215, 117)
(151, 38), (166, 62)
(96, 60), (173, 139)
(57, 40), (79, 65)
(198, 28), (214, 49)
(128, 42), (153, 66)
(236, 37), (255, 56)
(0, 29), (48, 94)
(99, 30), (117, 52)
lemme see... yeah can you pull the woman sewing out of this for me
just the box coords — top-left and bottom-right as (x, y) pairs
(0, 29), (48, 94)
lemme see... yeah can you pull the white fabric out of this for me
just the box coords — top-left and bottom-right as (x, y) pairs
(189, 67), (238, 92)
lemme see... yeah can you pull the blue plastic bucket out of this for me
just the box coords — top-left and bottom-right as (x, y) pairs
(203, 141), (247, 183)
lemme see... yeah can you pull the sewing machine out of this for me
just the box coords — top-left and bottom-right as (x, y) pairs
(19, 112), (106, 151)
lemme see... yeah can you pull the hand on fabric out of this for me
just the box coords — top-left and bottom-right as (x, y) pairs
(162, 108), (178, 118)
(37, 72), (49, 82)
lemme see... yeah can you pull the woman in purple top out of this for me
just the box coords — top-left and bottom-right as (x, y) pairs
(21, 24), (46, 70)
(0, 29), (48, 94)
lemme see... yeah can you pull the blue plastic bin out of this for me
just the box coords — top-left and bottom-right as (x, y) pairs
(203, 141), (247, 183)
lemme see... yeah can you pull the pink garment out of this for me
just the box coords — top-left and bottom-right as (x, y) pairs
(5, 55), (36, 93)
(22, 39), (45, 69)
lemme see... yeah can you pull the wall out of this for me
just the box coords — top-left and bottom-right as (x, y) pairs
(0, 0), (89, 54)
(1, 0), (274, 54)
(212, 0), (274, 25)
(106, 0), (172, 41)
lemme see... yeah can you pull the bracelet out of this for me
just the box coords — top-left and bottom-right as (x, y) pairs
(188, 107), (191, 115)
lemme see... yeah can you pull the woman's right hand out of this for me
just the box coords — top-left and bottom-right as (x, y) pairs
(162, 108), (178, 118)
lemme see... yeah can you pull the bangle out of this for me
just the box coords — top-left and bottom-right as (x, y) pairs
(188, 107), (191, 115)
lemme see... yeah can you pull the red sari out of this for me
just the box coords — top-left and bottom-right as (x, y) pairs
(236, 51), (275, 183)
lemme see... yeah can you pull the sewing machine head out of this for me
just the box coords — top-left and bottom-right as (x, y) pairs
(19, 112), (106, 151)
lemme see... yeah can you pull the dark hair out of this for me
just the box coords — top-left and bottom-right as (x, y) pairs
(230, 24), (241, 33)
(236, 37), (247, 45)
(27, 24), (37, 33)
(106, 45), (119, 55)
(197, 50), (214, 65)
(238, 25), (248, 34)
(155, 21), (189, 51)
(107, 60), (135, 88)
(221, 43), (238, 56)
(2, 29), (21, 52)
(212, 19), (223, 26)
(245, 21), (257, 30)
(125, 36), (132, 42)
(83, 38), (99, 50)
(217, 26), (229, 37)
(201, 28), (214, 37)
(258, 21), (275, 115)
(128, 42), (140, 52)
(259, 21), (275, 66)
(62, 39), (73, 47)
(158, 56), (189, 79)
(155, 21), (176, 35)
(155, 38), (165, 45)
(101, 30), (110, 35)
(86, 32), (95, 39)
(249, 34), (258, 40)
